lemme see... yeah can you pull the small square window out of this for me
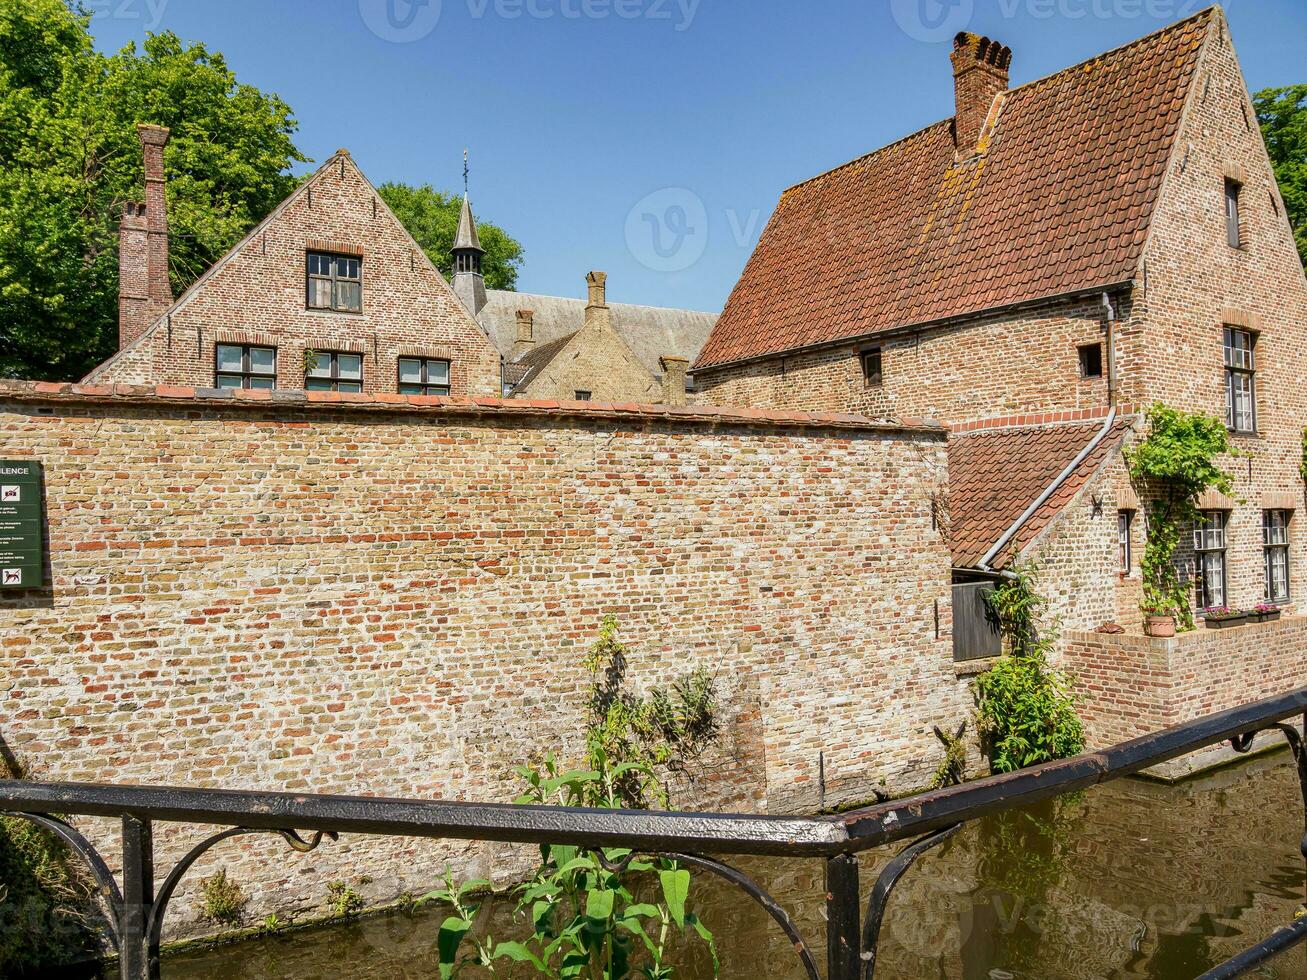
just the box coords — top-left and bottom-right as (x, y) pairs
(574, 390), (593, 401)
(860, 348), (883, 387)
(397, 357), (451, 396)
(306, 251), (363, 313)
(215, 344), (276, 390)
(1078, 343), (1103, 379)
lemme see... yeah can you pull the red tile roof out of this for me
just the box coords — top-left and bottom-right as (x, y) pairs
(947, 414), (1134, 568)
(694, 10), (1213, 371)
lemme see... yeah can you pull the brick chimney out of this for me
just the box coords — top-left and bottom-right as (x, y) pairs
(583, 270), (612, 332)
(660, 356), (689, 407)
(515, 308), (535, 346)
(118, 124), (174, 349)
(950, 33), (1011, 155)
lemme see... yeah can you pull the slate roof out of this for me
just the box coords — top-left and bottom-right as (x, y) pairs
(694, 10), (1213, 371)
(503, 332), (577, 389)
(479, 291), (717, 380)
(947, 415), (1133, 568)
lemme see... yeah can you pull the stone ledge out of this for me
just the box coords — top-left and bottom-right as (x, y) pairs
(0, 380), (946, 437)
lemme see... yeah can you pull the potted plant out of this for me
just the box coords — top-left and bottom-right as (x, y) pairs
(1251, 603), (1282, 624)
(1203, 607), (1249, 629)
(1143, 606), (1176, 638)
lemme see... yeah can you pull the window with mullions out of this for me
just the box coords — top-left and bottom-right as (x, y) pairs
(305, 351), (363, 392)
(398, 357), (450, 396)
(306, 252), (362, 312)
(1223, 327), (1256, 433)
(215, 344), (275, 390)
(1194, 510), (1228, 609)
(1264, 510), (1291, 603)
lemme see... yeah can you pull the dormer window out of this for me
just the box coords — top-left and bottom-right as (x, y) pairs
(1224, 179), (1242, 248)
(307, 251), (362, 312)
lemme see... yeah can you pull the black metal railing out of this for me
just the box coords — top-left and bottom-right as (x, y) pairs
(2, 687), (1306, 980)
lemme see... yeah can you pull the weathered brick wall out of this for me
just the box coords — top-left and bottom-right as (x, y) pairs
(1134, 16), (1307, 615)
(1062, 617), (1307, 749)
(0, 383), (969, 936)
(89, 151), (503, 400)
(693, 295), (1118, 421)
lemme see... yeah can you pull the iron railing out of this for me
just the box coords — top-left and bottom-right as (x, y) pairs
(2, 686), (1305, 980)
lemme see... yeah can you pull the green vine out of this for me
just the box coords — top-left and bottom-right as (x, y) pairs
(1125, 404), (1238, 629)
(974, 563), (1085, 774)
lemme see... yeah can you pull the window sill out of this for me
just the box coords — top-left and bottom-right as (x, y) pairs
(304, 307), (365, 317)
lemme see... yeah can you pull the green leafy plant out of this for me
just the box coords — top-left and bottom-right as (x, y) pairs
(974, 564), (1085, 774)
(427, 618), (723, 978)
(1125, 404), (1238, 629)
(198, 868), (247, 928)
(326, 879), (366, 919)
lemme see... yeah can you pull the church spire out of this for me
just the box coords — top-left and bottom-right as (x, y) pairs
(451, 150), (487, 316)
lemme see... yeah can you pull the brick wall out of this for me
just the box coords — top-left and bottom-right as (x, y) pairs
(0, 382), (969, 936)
(517, 305), (662, 403)
(1062, 617), (1307, 766)
(90, 152), (503, 400)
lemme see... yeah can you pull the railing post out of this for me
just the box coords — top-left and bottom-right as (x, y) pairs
(825, 853), (860, 980)
(119, 814), (156, 980)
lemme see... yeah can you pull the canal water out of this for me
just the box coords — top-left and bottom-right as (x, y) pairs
(160, 751), (1305, 979)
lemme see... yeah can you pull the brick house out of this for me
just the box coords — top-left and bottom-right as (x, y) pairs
(93, 133), (504, 398)
(448, 196), (715, 403)
(693, 7), (1307, 633)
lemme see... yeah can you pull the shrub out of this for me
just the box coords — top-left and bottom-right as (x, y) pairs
(327, 880), (366, 919)
(974, 565), (1085, 774)
(198, 868), (247, 928)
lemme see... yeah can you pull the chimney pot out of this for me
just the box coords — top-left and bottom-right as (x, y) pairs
(585, 270), (608, 308)
(950, 33), (1011, 154)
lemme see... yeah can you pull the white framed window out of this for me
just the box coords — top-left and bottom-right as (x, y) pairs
(306, 351), (363, 392)
(215, 344), (275, 390)
(306, 252), (362, 313)
(574, 390), (593, 401)
(1194, 510), (1228, 609)
(1223, 327), (1256, 433)
(398, 357), (451, 396)
(1264, 510), (1291, 603)
(1118, 510), (1133, 575)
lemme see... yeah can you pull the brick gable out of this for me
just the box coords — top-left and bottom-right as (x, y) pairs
(90, 151), (502, 398)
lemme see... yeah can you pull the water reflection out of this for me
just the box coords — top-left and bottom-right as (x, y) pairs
(161, 752), (1306, 979)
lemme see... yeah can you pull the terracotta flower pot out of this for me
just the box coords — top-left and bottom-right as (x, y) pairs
(1144, 614), (1176, 638)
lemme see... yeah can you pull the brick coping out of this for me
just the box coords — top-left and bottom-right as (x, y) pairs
(949, 405), (1139, 434)
(0, 380), (945, 436)
(1067, 613), (1304, 646)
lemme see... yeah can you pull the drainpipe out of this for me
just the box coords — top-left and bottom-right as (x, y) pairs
(1102, 291), (1118, 409)
(977, 407), (1118, 574)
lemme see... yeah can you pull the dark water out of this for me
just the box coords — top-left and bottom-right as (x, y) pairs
(161, 752), (1306, 979)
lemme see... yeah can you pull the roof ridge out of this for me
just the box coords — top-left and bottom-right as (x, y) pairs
(778, 6), (1215, 200)
(486, 290), (718, 318)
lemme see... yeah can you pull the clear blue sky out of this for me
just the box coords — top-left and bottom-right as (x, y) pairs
(89, 0), (1306, 313)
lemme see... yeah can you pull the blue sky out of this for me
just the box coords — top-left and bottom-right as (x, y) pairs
(89, 0), (1306, 313)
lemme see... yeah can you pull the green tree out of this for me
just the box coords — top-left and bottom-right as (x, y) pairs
(378, 182), (524, 291)
(1255, 85), (1307, 266)
(0, 0), (306, 381)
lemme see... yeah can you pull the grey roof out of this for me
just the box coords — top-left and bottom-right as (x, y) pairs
(454, 194), (483, 252)
(479, 290), (718, 379)
(505, 332), (578, 389)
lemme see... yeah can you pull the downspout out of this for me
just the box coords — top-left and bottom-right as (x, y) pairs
(975, 293), (1120, 573)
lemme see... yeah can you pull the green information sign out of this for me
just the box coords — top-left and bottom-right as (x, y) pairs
(0, 460), (44, 588)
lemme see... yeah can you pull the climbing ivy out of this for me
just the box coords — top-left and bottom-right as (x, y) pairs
(1125, 404), (1238, 629)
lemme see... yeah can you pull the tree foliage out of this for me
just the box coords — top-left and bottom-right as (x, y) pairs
(974, 564), (1085, 775)
(1125, 403), (1237, 626)
(1255, 85), (1307, 266)
(377, 182), (524, 292)
(0, 0), (307, 381)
